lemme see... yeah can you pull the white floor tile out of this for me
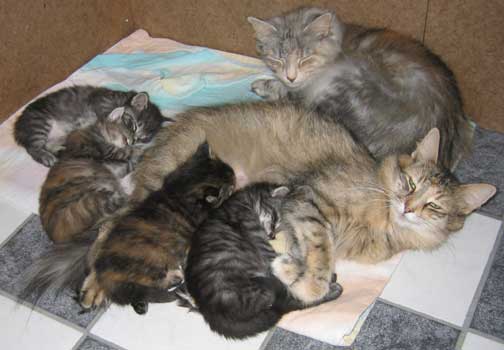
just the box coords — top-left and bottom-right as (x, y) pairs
(0, 198), (30, 244)
(0, 295), (82, 350)
(380, 213), (501, 326)
(91, 303), (267, 350)
(462, 333), (504, 350)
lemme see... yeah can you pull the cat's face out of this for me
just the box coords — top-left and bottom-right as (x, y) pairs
(101, 107), (136, 148)
(255, 185), (289, 237)
(383, 129), (495, 237)
(120, 93), (166, 144)
(248, 8), (343, 88)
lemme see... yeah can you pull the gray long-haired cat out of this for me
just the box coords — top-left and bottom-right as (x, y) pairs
(248, 7), (472, 170)
(14, 85), (170, 167)
(128, 101), (495, 304)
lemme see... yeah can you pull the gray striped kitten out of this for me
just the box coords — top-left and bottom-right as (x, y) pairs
(14, 85), (168, 167)
(249, 7), (472, 170)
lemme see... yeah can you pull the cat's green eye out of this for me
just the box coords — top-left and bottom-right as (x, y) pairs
(427, 202), (441, 210)
(408, 177), (416, 192)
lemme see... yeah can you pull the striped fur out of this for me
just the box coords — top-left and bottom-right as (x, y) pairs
(185, 183), (342, 339)
(249, 7), (473, 170)
(130, 102), (495, 304)
(79, 143), (235, 314)
(39, 119), (139, 243)
(14, 85), (167, 167)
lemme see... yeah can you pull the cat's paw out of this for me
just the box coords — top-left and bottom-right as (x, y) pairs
(206, 183), (234, 208)
(29, 148), (58, 167)
(251, 79), (286, 100)
(79, 272), (107, 310)
(131, 301), (149, 315)
(271, 255), (300, 286)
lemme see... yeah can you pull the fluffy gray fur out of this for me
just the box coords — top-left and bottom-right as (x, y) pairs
(249, 7), (473, 170)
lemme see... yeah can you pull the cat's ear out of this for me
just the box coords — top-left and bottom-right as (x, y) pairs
(131, 92), (149, 111)
(457, 184), (496, 215)
(272, 186), (290, 198)
(107, 107), (125, 121)
(303, 13), (333, 37)
(412, 128), (440, 163)
(208, 145), (217, 160)
(248, 17), (277, 40)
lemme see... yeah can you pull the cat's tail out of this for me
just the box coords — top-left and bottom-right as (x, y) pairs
(17, 238), (92, 307)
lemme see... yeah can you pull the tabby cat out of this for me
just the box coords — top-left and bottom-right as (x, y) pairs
(39, 107), (141, 243)
(78, 142), (235, 314)
(185, 183), (343, 339)
(14, 85), (168, 167)
(248, 7), (472, 170)
(128, 101), (495, 304)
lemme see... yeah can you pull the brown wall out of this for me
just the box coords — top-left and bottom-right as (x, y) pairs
(1, 1), (503, 132)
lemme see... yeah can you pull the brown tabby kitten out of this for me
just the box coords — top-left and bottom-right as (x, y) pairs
(39, 107), (140, 243)
(248, 7), (472, 170)
(129, 101), (495, 303)
(79, 143), (235, 314)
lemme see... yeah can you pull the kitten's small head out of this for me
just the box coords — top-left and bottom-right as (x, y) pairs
(102, 107), (136, 148)
(252, 184), (290, 237)
(381, 128), (496, 245)
(248, 7), (344, 88)
(124, 92), (168, 144)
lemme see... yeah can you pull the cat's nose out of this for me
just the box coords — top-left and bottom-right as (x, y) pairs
(287, 76), (296, 83)
(404, 206), (414, 214)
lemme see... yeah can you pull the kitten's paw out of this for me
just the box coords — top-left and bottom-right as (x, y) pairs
(322, 281), (343, 302)
(251, 79), (286, 100)
(79, 272), (107, 310)
(271, 255), (300, 286)
(29, 148), (57, 167)
(290, 276), (331, 304)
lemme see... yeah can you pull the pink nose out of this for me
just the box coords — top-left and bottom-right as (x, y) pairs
(404, 207), (414, 213)
(287, 76), (296, 83)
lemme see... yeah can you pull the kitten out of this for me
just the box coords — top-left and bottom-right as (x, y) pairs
(248, 7), (472, 170)
(128, 102), (495, 304)
(14, 85), (169, 167)
(185, 183), (343, 339)
(78, 142), (235, 314)
(39, 107), (141, 243)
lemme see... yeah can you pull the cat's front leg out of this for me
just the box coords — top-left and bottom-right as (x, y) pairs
(251, 79), (288, 101)
(271, 190), (335, 303)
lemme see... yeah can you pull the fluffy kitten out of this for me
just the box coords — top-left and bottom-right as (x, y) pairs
(14, 85), (168, 167)
(39, 107), (141, 243)
(185, 183), (343, 339)
(78, 142), (235, 314)
(129, 102), (495, 304)
(248, 7), (472, 170)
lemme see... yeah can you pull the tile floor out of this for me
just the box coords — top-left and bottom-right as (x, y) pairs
(0, 127), (503, 350)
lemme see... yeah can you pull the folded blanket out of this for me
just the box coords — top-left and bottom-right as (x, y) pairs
(0, 29), (401, 346)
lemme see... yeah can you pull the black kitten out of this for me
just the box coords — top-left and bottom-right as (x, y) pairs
(184, 183), (343, 339)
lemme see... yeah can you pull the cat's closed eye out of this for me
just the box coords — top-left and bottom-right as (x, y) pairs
(426, 202), (441, 210)
(299, 56), (315, 68)
(407, 176), (416, 193)
(266, 57), (283, 69)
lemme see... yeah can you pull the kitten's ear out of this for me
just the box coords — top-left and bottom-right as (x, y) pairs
(272, 186), (290, 198)
(458, 184), (496, 215)
(161, 116), (175, 128)
(248, 17), (277, 40)
(131, 92), (149, 111)
(412, 128), (440, 163)
(303, 13), (333, 37)
(208, 145), (217, 160)
(107, 107), (125, 121)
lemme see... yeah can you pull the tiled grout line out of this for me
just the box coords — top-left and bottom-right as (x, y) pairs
(86, 333), (130, 350)
(259, 328), (279, 350)
(455, 223), (504, 349)
(71, 334), (88, 350)
(466, 328), (504, 346)
(0, 288), (86, 334)
(0, 213), (34, 249)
